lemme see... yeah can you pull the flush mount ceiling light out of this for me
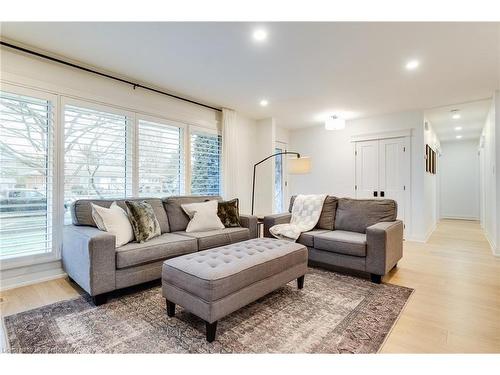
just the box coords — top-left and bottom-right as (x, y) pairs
(451, 109), (461, 120)
(456, 135), (463, 139)
(405, 59), (420, 70)
(325, 115), (346, 130)
(259, 99), (269, 107)
(454, 126), (462, 131)
(253, 29), (268, 42)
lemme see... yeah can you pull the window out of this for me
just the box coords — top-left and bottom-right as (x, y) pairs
(0, 91), (54, 259)
(138, 118), (184, 197)
(190, 130), (221, 195)
(63, 103), (132, 223)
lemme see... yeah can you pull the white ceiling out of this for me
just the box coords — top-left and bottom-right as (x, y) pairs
(425, 100), (491, 142)
(1, 22), (499, 129)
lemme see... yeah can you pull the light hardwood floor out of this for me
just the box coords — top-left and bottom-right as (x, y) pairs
(1, 219), (499, 353)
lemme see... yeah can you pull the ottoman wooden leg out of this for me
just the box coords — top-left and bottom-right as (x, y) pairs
(297, 275), (305, 289)
(205, 321), (217, 343)
(166, 299), (176, 317)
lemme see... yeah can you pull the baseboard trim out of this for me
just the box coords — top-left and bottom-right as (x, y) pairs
(440, 215), (480, 221)
(484, 230), (498, 257)
(0, 260), (66, 291)
(406, 222), (437, 243)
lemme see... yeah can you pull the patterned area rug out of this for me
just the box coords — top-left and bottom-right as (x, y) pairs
(4, 268), (413, 353)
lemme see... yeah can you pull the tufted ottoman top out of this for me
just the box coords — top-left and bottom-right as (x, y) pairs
(162, 238), (307, 301)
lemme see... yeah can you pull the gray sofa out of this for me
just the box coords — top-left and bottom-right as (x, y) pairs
(62, 195), (258, 305)
(263, 196), (403, 283)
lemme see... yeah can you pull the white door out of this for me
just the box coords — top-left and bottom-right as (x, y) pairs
(355, 140), (379, 199)
(378, 138), (408, 223)
(355, 137), (409, 236)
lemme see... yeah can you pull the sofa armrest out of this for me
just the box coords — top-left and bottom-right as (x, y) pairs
(263, 213), (292, 238)
(240, 214), (258, 239)
(62, 225), (116, 296)
(366, 220), (403, 276)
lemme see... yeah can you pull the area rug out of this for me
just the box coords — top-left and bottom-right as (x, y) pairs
(4, 268), (413, 353)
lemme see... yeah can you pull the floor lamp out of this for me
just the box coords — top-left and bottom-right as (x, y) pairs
(251, 152), (311, 215)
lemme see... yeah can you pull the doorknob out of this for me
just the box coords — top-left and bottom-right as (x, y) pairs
(373, 191), (378, 197)
(380, 191), (385, 197)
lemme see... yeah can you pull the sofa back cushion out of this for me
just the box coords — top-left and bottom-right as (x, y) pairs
(164, 195), (222, 232)
(335, 198), (397, 233)
(289, 195), (338, 230)
(71, 198), (170, 234)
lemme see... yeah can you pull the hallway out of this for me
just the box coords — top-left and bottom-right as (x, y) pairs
(382, 219), (500, 352)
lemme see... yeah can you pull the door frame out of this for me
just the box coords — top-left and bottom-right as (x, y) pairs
(352, 132), (412, 238)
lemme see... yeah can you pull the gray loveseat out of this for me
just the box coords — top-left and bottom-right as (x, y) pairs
(62, 195), (258, 305)
(263, 196), (403, 283)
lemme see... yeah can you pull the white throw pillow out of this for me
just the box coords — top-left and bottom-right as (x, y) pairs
(181, 200), (224, 233)
(90, 202), (134, 247)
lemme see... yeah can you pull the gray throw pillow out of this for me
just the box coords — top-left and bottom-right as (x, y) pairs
(125, 200), (161, 243)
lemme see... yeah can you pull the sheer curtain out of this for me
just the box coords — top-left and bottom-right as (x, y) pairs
(221, 108), (239, 200)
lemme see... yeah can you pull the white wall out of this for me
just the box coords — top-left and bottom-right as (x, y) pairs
(440, 140), (480, 220)
(479, 94), (497, 253)
(288, 110), (433, 241)
(253, 118), (276, 217)
(423, 119), (441, 238)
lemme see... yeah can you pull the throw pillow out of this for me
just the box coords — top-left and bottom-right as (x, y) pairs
(181, 200), (224, 233)
(90, 202), (134, 247)
(217, 198), (241, 228)
(125, 200), (161, 243)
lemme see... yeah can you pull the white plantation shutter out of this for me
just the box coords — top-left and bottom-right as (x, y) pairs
(190, 130), (222, 195)
(63, 103), (132, 223)
(138, 119), (184, 197)
(0, 91), (54, 259)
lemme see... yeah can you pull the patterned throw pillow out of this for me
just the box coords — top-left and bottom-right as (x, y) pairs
(125, 200), (161, 243)
(217, 198), (241, 228)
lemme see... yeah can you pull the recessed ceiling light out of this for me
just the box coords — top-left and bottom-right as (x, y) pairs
(405, 59), (420, 70)
(456, 135), (463, 139)
(454, 126), (462, 131)
(259, 99), (269, 107)
(253, 29), (267, 42)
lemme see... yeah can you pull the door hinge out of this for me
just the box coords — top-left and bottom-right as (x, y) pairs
(355, 185), (357, 190)
(403, 185), (406, 190)
(403, 224), (406, 229)
(355, 150), (357, 156)
(403, 146), (406, 152)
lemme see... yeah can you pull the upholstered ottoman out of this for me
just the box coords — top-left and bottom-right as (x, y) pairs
(161, 238), (308, 342)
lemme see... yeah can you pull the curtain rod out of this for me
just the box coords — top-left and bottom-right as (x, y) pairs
(0, 41), (222, 113)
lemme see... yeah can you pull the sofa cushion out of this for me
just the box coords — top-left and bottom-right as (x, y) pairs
(297, 229), (329, 247)
(115, 233), (197, 269)
(314, 230), (367, 257)
(335, 198), (397, 233)
(72, 198), (170, 234)
(164, 196), (222, 232)
(175, 227), (250, 250)
(289, 195), (338, 230)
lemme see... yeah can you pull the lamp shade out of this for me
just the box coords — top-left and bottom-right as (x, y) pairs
(288, 156), (311, 174)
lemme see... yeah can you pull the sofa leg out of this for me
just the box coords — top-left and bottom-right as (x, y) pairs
(205, 321), (217, 343)
(297, 275), (305, 289)
(92, 293), (107, 306)
(166, 299), (176, 317)
(370, 274), (382, 284)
